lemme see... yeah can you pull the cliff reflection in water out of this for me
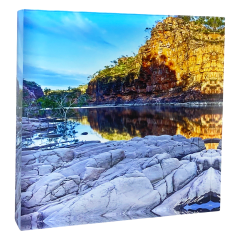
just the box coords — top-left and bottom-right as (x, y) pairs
(73, 106), (223, 147)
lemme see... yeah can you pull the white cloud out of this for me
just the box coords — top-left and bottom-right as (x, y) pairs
(61, 13), (105, 33)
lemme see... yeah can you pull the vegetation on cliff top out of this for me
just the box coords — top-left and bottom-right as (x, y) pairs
(88, 16), (225, 93)
(89, 54), (141, 84)
(178, 16), (225, 34)
(23, 79), (41, 89)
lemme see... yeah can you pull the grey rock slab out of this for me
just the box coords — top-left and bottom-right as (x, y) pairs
(44, 175), (160, 227)
(173, 162), (197, 191)
(92, 157), (149, 188)
(156, 140), (176, 147)
(153, 179), (167, 202)
(172, 135), (187, 142)
(152, 167), (221, 216)
(155, 138), (205, 159)
(124, 170), (145, 178)
(109, 149), (125, 166)
(82, 167), (105, 182)
(94, 152), (112, 168)
(144, 135), (172, 141)
(22, 148), (75, 169)
(164, 170), (176, 195)
(22, 173), (66, 208)
(125, 151), (137, 159)
(56, 159), (90, 177)
(142, 164), (164, 183)
(179, 160), (190, 165)
(38, 165), (53, 176)
(146, 147), (166, 158)
(161, 158), (181, 177)
(31, 194), (77, 220)
(142, 153), (171, 168)
(187, 168), (221, 200)
(67, 175), (81, 185)
(189, 137), (206, 149)
(182, 149), (222, 171)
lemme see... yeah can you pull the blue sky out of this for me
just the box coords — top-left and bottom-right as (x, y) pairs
(20, 10), (167, 90)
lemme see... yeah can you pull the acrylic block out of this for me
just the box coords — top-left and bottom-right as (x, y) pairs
(16, 10), (224, 230)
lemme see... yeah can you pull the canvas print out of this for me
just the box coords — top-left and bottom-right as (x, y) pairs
(16, 10), (224, 230)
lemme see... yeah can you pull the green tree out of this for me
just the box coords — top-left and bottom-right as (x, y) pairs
(178, 15), (194, 23)
(203, 17), (225, 32)
(38, 88), (90, 123)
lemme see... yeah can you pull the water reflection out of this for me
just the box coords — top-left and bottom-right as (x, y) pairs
(21, 201), (220, 231)
(22, 121), (80, 150)
(73, 106), (223, 144)
(183, 201), (220, 212)
(25, 106), (222, 150)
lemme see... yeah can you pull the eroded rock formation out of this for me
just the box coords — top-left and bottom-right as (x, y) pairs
(19, 134), (221, 230)
(23, 80), (44, 101)
(87, 17), (224, 104)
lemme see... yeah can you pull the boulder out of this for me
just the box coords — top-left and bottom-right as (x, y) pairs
(142, 164), (164, 183)
(182, 149), (222, 171)
(152, 167), (221, 216)
(161, 158), (181, 177)
(173, 162), (197, 191)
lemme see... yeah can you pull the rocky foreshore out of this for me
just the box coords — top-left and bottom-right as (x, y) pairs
(19, 134), (222, 230)
(85, 101), (223, 108)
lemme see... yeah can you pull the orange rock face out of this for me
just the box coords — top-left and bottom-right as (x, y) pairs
(139, 17), (224, 94)
(87, 17), (225, 104)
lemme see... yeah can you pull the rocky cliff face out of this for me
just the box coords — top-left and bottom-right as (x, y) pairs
(23, 80), (44, 100)
(87, 17), (225, 104)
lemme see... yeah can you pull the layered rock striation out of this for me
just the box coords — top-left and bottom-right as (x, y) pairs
(87, 17), (224, 104)
(19, 134), (221, 230)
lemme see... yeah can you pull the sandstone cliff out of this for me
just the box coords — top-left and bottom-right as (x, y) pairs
(87, 16), (225, 104)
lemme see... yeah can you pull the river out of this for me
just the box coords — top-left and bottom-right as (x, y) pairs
(22, 105), (223, 150)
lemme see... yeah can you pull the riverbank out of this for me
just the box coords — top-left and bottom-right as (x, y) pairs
(41, 101), (223, 109)
(82, 101), (223, 108)
(18, 134), (222, 230)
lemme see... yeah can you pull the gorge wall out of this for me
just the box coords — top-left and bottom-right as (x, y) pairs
(87, 17), (225, 104)
(23, 80), (44, 101)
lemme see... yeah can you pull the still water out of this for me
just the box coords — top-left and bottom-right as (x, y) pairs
(23, 105), (223, 149)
